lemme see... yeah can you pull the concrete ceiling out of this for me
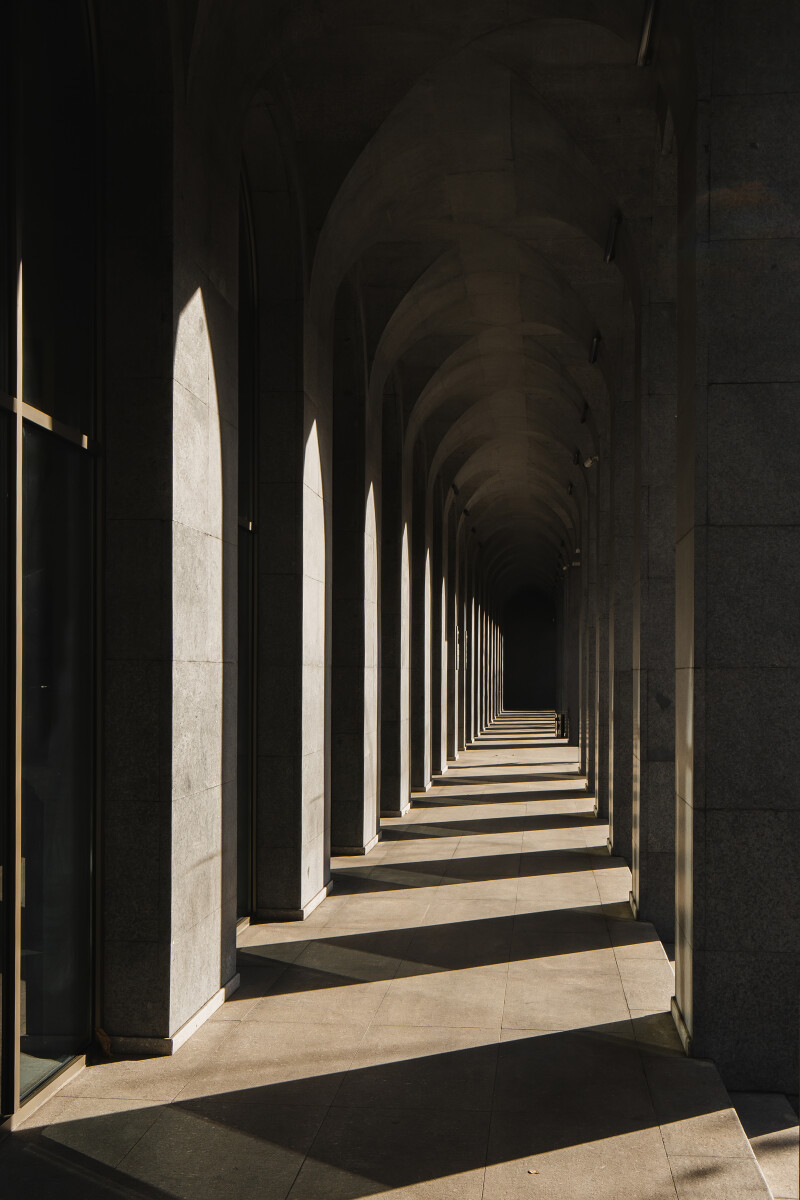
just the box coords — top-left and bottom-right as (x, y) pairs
(189, 0), (662, 602)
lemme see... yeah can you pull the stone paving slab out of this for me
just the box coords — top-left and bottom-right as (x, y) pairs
(7, 713), (773, 1199)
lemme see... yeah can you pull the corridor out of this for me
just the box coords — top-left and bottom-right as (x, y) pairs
(10, 715), (769, 1198)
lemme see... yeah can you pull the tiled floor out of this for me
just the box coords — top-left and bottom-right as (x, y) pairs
(8, 712), (776, 1198)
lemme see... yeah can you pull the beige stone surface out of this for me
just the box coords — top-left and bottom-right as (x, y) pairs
(19, 716), (769, 1199)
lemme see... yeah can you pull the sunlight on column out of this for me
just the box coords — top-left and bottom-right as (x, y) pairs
(171, 286), (223, 1025)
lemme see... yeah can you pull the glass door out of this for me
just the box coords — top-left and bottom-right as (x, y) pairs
(0, 0), (98, 1116)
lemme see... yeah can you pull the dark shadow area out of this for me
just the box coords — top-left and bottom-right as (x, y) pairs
(380, 812), (597, 837)
(503, 591), (557, 710)
(442, 760), (578, 771)
(0, 1135), (176, 1199)
(434, 777), (585, 787)
(237, 900), (647, 984)
(331, 846), (620, 890)
(469, 740), (567, 749)
(412, 788), (589, 807)
(730, 1091), (800, 1138)
(2, 1015), (738, 1200)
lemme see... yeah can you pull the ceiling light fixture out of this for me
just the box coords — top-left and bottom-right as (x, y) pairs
(584, 455), (600, 468)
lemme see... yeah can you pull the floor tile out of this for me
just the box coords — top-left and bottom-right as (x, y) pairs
(11, 715), (770, 1200)
(287, 1106), (489, 1199)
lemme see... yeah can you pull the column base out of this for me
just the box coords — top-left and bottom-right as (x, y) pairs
(109, 972), (241, 1058)
(381, 802), (411, 817)
(332, 833), (380, 856)
(671, 995), (693, 1056)
(256, 881), (333, 923)
(628, 890), (639, 919)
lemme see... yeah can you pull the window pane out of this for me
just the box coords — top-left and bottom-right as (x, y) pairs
(19, 0), (95, 433)
(0, 412), (12, 1103)
(20, 422), (93, 1099)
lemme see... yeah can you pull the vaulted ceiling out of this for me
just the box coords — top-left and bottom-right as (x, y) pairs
(189, 0), (664, 602)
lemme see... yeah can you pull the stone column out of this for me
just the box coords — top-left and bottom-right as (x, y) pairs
(330, 293), (380, 855)
(631, 128), (677, 938)
(579, 531), (589, 774)
(585, 498), (598, 796)
(608, 385), (635, 863)
(595, 458), (611, 820)
(489, 609), (494, 720)
(102, 65), (240, 1048)
(673, 0), (800, 1089)
(566, 564), (582, 745)
(430, 484), (447, 776)
(467, 561), (477, 742)
(477, 592), (485, 731)
(379, 389), (410, 816)
(446, 504), (459, 760)
(409, 445), (432, 790)
(457, 526), (469, 751)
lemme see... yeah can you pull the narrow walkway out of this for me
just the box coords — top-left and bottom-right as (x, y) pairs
(14, 713), (771, 1198)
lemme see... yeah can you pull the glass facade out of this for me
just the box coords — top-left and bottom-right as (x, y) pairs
(0, 0), (97, 1115)
(20, 427), (94, 1098)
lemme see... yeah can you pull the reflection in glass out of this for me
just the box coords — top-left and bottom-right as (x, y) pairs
(0, 413), (11, 1100)
(20, 0), (95, 434)
(21, 423), (93, 1099)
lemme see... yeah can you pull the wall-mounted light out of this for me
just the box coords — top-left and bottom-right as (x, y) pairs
(589, 334), (601, 364)
(584, 455), (600, 469)
(637, 0), (657, 66)
(604, 213), (621, 263)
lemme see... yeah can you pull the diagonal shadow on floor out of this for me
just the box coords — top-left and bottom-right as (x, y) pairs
(4, 1017), (755, 1200)
(237, 900), (657, 988)
(5, 713), (768, 1200)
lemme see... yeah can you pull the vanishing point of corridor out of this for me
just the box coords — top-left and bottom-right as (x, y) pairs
(11, 715), (768, 1199)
